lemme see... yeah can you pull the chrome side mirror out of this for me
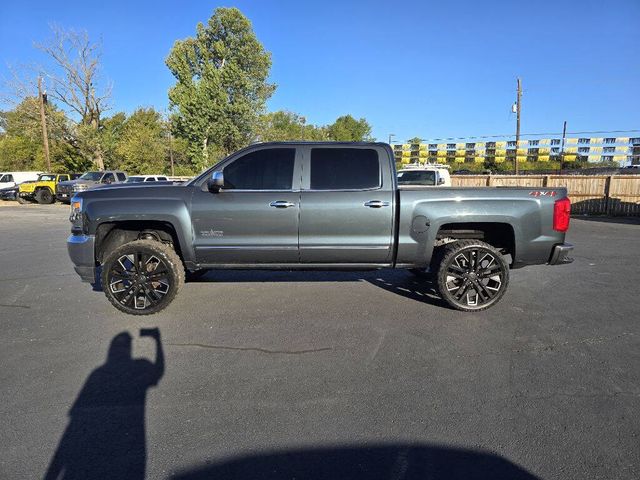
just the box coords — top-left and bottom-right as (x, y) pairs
(207, 171), (224, 193)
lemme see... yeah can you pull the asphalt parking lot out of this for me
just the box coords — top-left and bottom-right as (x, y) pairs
(0, 203), (638, 479)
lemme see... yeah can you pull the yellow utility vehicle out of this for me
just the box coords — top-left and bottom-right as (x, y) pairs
(18, 173), (79, 204)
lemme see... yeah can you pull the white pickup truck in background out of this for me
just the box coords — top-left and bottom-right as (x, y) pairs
(397, 164), (452, 187)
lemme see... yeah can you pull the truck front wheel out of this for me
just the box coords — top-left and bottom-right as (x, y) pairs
(435, 240), (509, 312)
(101, 239), (185, 315)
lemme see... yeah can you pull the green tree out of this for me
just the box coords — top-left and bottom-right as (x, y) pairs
(327, 115), (373, 141)
(166, 7), (275, 170)
(100, 112), (127, 169)
(257, 111), (327, 142)
(0, 97), (88, 172)
(115, 108), (167, 174)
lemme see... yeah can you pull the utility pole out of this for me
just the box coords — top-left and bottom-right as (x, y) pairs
(560, 120), (567, 172)
(168, 130), (175, 177)
(515, 77), (522, 175)
(37, 77), (51, 172)
(388, 133), (396, 145)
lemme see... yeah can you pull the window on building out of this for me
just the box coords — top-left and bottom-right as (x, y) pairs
(447, 144), (456, 149)
(631, 138), (640, 145)
(507, 141), (516, 147)
(604, 138), (616, 144)
(465, 143), (475, 149)
(550, 139), (561, 146)
(310, 148), (379, 190)
(429, 144), (437, 149)
(578, 147), (590, 153)
(603, 147), (615, 153)
(551, 147), (560, 153)
(529, 140), (539, 146)
(224, 148), (295, 190)
(578, 138), (590, 144)
(602, 155), (613, 162)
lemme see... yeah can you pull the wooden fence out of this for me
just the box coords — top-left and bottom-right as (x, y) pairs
(451, 175), (640, 216)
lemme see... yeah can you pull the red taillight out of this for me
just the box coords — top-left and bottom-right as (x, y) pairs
(553, 197), (571, 232)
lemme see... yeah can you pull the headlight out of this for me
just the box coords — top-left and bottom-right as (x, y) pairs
(69, 195), (83, 229)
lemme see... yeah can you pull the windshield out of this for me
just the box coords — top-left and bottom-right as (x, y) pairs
(38, 174), (56, 181)
(397, 170), (436, 186)
(126, 177), (145, 183)
(79, 172), (103, 181)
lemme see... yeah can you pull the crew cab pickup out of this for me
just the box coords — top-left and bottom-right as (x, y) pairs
(67, 142), (573, 315)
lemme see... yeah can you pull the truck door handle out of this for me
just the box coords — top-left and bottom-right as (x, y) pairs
(269, 200), (296, 208)
(364, 200), (390, 208)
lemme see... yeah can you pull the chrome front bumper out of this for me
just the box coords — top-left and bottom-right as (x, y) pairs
(67, 234), (96, 282)
(548, 243), (574, 265)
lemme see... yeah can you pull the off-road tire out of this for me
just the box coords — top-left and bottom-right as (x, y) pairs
(35, 188), (54, 204)
(101, 239), (185, 315)
(435, 240), (509, 312)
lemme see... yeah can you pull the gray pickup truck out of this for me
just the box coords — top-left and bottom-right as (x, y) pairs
(56, 170), (128, 203)
(67, 142), (573, 315)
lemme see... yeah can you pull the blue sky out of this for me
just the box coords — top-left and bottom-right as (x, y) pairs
(1, 0), (638, 142)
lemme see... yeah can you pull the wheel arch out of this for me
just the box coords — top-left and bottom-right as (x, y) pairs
(95, 221), (185, 265)
(436, 222), (515, 256)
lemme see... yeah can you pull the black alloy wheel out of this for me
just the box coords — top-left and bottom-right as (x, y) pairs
(101, 240), (184, 315)
(436, 240), (509, 312)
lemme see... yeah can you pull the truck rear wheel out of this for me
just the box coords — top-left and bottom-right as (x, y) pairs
(35, 189), (54, 204)
(435, 240), (509, 312)
(101, 239), (184, 315)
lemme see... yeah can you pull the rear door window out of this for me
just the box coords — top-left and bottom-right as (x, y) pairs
(145, 177), (156, 182)
(116, 172), (126, 182)
(310, 148), (379, 190)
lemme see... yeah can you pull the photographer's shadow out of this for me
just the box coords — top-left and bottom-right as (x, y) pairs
(44, 329), (164, 480)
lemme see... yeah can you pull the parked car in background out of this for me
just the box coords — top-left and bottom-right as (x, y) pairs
(56, 170), (127, 203)
(18, 173), (81, 204)
(0, 185), (19, 201)
(125, 175), (169, 183)
(397, 164), (452, 187)
(0, 171), (42, 189)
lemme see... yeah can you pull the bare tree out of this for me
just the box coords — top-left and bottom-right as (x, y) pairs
(34, 25), (111, 169)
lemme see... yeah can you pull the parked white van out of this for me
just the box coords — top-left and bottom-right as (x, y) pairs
(0, 172), (43, 189)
